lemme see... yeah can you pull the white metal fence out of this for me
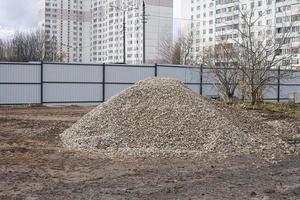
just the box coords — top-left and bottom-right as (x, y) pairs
(0, 62), (300, 105)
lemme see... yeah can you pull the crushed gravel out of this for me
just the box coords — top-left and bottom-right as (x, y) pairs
(60, 77), (292, 158)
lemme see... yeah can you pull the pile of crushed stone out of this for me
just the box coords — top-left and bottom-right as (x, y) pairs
(60, 77), (289, 158)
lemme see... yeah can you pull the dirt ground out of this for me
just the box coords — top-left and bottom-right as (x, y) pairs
(0, 105), (300, 200)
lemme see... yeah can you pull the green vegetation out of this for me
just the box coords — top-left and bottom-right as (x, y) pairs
(239, 102), (300, 116)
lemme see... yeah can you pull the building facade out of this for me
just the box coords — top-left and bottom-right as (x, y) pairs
(190, 0), (215, 60)
(175, 0), (191, 39)
(39, 0), (173, 64)
(189, 0), (300, 67)
(38, 0), (91, 63)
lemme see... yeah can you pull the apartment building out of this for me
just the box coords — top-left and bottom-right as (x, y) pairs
(38, 0), (91, 62)
(275, 0), (300, 66)
(176, 0), (191, 39)
(190, 0), (215, 60)
(39, 0), (173, 64)
(189, 0), (300, 67)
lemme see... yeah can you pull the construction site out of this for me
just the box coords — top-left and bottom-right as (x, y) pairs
(1, 77), (300, 199)
(1, 0), (300, 198)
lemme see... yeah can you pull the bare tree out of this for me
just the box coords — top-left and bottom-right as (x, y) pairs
(202, 43), (240, 103)
(232, 8), (297, 105)
(0, 31), (58, 62)
(172, 42), (182, 64)
(158, 36), (175, 64)
(43, 32), (58, 62)
(179, 32), (194, 65)
(158, 32), (194, 65)
(201, 7), (298, 105)
(0, 39), (15, 61)
(0, 39), (5, 60)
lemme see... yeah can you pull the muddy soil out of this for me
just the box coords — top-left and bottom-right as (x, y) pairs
(0, 106), (300, 200)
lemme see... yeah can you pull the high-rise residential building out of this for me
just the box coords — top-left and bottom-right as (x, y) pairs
(174, 0), (191, 39)
(189, 0), (300, 67)
(190, 0), (215, 60)
(275, 0), (300, 66)
(39, 0), (173, 64)
(39, 0), (91, 63)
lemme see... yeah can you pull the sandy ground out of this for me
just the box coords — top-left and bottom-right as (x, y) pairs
(0, 105), (300, 200)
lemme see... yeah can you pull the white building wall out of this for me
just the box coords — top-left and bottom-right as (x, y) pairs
(190, 0), (215, 60)
(275, 0), (300, 67)
(39, 0), (173, 64)
(179, 0), (191, 37)
(188, 0), (300, 67)
(146, 0), (173, 63)
(39, 0), (92, 63)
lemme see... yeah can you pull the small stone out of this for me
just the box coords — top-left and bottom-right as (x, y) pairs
(264, 188), (276, 194)
(250, 191), (257, 196)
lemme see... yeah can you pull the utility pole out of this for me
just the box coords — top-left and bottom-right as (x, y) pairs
(142, 1), (146, 64)
(109, 2), (139, 64)
(123, 10), (126, 64)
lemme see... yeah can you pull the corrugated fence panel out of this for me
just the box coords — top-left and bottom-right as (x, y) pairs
(105, 65), (154, 83)
(202, 68), (217, 84)
(43, 83), (102, 103)
(264, 85), (278, 101)
(203, 85), (219, 97)
(281, 71), (300, 84)
(280, 85), (300, 99)
(186, 84), (201, 94)
(43, 63), (103, 82)
(157, 67), (201, 83)
(105, 84), (133, 100)
(234, 87), (242, 98)
(280, 71), (300, 100)
(0, 84), (40, 104)
(0, 63), (40, 83)
(0, 63), (41, 104)
(42, 63), (103, 103)
(1, 62), (300, 105)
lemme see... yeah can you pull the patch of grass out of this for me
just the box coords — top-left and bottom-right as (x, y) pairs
(239, 102), (300, 116)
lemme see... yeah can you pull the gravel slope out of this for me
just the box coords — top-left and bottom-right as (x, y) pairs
(61, 77), (288, 158)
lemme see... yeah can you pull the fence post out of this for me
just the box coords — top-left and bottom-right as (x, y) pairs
(40, 61), (44, 104)
(102, 63), (106, 102)
(277, 66), (281, 103)
(154, 63), (158, 77)
(200, 64), (203, 95)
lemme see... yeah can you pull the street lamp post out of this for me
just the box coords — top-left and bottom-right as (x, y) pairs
(123, 10), (126, 64)
(110, 1), (140, 64)
(110, 3), (128, 64)
(142, 0), (146, 64)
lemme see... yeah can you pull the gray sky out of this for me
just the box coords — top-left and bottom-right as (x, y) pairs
(0, 0), (38, 40)
(0, 0), (181, 40)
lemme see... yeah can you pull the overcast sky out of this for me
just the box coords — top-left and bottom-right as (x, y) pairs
(0, 0), (181, 40)
(0, 0), (38, 40)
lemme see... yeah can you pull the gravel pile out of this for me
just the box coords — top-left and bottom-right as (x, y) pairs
(60, 77), (287, 158)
